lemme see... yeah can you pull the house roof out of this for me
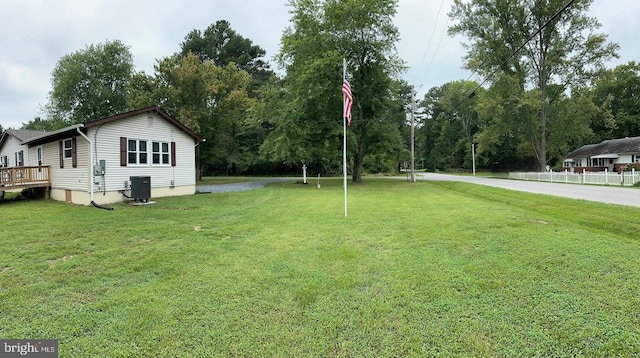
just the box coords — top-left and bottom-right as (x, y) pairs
(22, 125), (84, 147)
(565, 136), (640, 159)
(0, 129), (47, 148)
(83, 106), (203, 142)
(23, 106), (204, 147)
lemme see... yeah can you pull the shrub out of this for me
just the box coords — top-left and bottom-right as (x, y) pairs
(626, 163), (640, 171)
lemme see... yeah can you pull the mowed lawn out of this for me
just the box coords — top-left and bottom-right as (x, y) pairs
(1, 179), (640, 357)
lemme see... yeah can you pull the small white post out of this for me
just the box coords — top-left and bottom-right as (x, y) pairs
(302, 164), (307, 184)
(317, 174), (321, 189)
(605, 168), (608, 185)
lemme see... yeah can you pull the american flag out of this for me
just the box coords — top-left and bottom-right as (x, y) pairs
(342, 77), (353, 126)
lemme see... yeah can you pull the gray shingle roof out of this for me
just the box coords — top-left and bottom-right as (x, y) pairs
(566, 136), (640, 159)
(4, 129), (47, 142)
(1, 129), (48, 148)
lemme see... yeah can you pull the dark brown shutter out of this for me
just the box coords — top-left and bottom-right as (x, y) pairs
(120, 137), (127, 166)
(59, 140), (64, 168)
(71, 137), (77, 168)
(171, 142), (176, 167)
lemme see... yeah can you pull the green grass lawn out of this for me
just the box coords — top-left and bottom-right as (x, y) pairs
(2, 179), (640, 357)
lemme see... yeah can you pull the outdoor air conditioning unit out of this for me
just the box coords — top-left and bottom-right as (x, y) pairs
(130, 176), (151, 202)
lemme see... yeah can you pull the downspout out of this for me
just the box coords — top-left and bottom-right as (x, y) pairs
(76, 127), (113, 210)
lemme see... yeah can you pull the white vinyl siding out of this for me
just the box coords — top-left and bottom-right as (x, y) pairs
(45, 138), (89, 191)
(0, 134), (30, 167)
(86, 112), (196, 193)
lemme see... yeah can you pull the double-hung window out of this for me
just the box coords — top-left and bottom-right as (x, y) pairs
(152, 141), (170, 165)
(16, 151), (24, 166)
(128, 139), (148, 165)
(37, 147), (43, 166)
(63, 139), (73, 159)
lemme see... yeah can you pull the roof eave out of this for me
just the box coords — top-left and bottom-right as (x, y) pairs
(22, 124), (84, 147)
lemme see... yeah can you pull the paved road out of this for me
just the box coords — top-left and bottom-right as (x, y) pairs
(418, 172), (640, 208)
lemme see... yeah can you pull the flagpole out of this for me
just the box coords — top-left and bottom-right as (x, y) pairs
(343, 58), (348, 218)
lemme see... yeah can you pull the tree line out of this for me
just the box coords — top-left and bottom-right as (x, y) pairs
(20, 0), (639, 178)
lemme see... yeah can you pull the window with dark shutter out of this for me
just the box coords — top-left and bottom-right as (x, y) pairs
(171, 142), (176, 167)
(151, 141), (170, 165)
(71, 137), (77, 168)
(59, 140), (64, 168)
(120, 137), (127, 166)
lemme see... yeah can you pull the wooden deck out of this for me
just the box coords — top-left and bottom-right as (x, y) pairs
(0, 165), (51, 191)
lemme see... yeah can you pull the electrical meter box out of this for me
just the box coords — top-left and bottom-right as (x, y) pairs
(94, 160), (106, 176)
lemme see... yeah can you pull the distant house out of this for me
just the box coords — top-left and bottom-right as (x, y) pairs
(563, 136), (640, 173)
(0, 129), (46, 168)
(2, 106), (204, 205)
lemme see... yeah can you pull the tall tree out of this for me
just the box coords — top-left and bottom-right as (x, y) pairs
(474, 74), (544, 170)
(545, 86), (599, 165)
(449, 0), (618, 171)
(21, 116), (66, 131)
(180, 20), (274, 95)
(591, 62), (640, 140)
(264, 0), (405, 182)
(45, 40), (134, 125)
(129, 53), (253, 177)
(418, 80), (483, 170)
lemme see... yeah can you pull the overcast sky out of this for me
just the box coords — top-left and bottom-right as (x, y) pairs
(1, 0), (638, 129)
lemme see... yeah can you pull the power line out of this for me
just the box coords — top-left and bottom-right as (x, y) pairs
(419, 13), (451, 87)
(444, 0), (578, 116)
(416, 0), (447, 78)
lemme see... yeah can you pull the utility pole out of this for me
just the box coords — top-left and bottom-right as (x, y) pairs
(410, 86), (416, 183)
(472, 142), (476, 176)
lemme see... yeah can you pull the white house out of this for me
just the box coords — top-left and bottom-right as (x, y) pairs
(0, 129), (46, 168)
(563, 136), (640, 173)
(13, 106), (204, 205)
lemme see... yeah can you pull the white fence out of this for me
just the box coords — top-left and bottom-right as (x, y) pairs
(509, 169), (640, 187)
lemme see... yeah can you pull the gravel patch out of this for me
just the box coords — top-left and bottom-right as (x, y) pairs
(196, 178), (291, 193)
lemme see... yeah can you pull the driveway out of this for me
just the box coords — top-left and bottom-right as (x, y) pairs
(196, 178), (291, 193)
(419, 172), (640, 208)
